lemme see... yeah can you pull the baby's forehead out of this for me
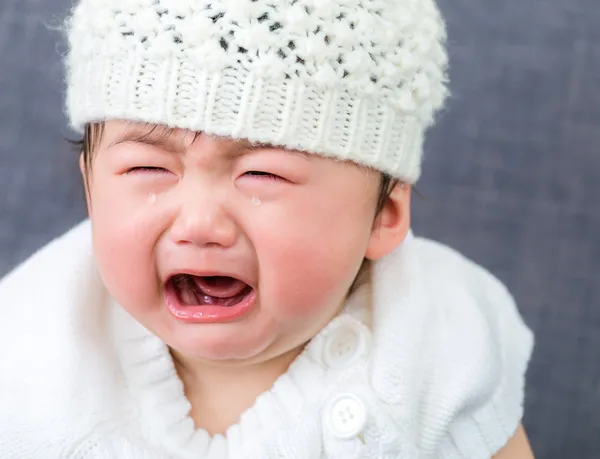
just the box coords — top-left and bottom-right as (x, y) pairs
(104, 120), (245, 146)
(102, 120), (313, 159)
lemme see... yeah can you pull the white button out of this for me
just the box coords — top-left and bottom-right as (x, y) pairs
(322, 321), (370, 369)
(325, 393), (368, 439)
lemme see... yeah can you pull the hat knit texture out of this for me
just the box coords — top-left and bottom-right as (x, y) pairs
(66, 0), (449, 182)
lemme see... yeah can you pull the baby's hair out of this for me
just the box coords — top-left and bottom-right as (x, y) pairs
(75, 122), (398, 218)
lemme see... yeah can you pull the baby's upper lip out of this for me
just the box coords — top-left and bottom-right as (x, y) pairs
(163, 268), (256, 289)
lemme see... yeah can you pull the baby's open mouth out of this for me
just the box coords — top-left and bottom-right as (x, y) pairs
(169, 274), (253, 307)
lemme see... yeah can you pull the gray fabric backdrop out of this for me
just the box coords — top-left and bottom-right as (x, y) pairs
(0, 0), (598, 457)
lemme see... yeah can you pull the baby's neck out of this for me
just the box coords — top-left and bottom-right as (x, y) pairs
(171, 346), (303, 436)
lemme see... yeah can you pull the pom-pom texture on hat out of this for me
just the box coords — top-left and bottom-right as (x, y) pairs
(66, 0), (449, 182)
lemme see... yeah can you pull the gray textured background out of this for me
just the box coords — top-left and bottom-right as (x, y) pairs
(0, 0), (599, 457)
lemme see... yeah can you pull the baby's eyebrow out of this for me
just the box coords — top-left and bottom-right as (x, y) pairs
(289, 149), (312, 161)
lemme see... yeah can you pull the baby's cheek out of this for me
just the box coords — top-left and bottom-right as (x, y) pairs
(264, 238), (358, 321)
(92, 217), (159, 313)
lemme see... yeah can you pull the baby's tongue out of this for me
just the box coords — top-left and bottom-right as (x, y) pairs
(192, 276), (247, 299)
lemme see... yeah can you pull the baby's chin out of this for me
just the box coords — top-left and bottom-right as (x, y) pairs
(162, 321), (282, 365)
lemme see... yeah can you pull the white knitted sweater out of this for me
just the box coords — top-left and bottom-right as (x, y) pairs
(0, 222), (533, 459)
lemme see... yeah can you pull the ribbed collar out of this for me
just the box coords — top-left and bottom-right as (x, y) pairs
(110, 279), (374, 458)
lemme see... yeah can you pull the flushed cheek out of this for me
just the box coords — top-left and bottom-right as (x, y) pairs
(260, 235), (362, 323)
(249, 204), (371, 325)
(93, 227), (158, 310)
(90, 195), (165, 313)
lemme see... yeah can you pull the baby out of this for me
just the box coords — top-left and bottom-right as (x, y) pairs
(0, 0), (535, 457)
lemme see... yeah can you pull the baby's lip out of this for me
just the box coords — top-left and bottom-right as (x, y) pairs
(163, 268), (256, 290)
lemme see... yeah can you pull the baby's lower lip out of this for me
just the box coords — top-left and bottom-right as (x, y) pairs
(164, 281), (257, 324)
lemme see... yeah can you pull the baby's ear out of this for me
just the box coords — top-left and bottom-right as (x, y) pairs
(365, 184), (411, 260)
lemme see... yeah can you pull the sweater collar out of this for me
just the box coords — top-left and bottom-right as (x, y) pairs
(111, 289), (372, 458)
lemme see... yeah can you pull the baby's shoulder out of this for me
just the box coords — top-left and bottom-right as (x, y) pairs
(368, 236), (534, 457)
(412, 236), (528, 334)
(414, 236), (509, 296)
(0, 221), (127, 454)
(0, 221), (98, 350)
(410, 236), (534, 379)
(0, 220), (95, 302)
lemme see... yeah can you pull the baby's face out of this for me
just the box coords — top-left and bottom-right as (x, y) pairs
(85, 120), (388, 364)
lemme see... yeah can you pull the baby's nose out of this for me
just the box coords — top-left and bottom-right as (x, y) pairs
(169, 190), (238, 249)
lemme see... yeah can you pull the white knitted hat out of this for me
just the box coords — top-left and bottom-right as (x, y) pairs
(65, 0), (449, 183)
